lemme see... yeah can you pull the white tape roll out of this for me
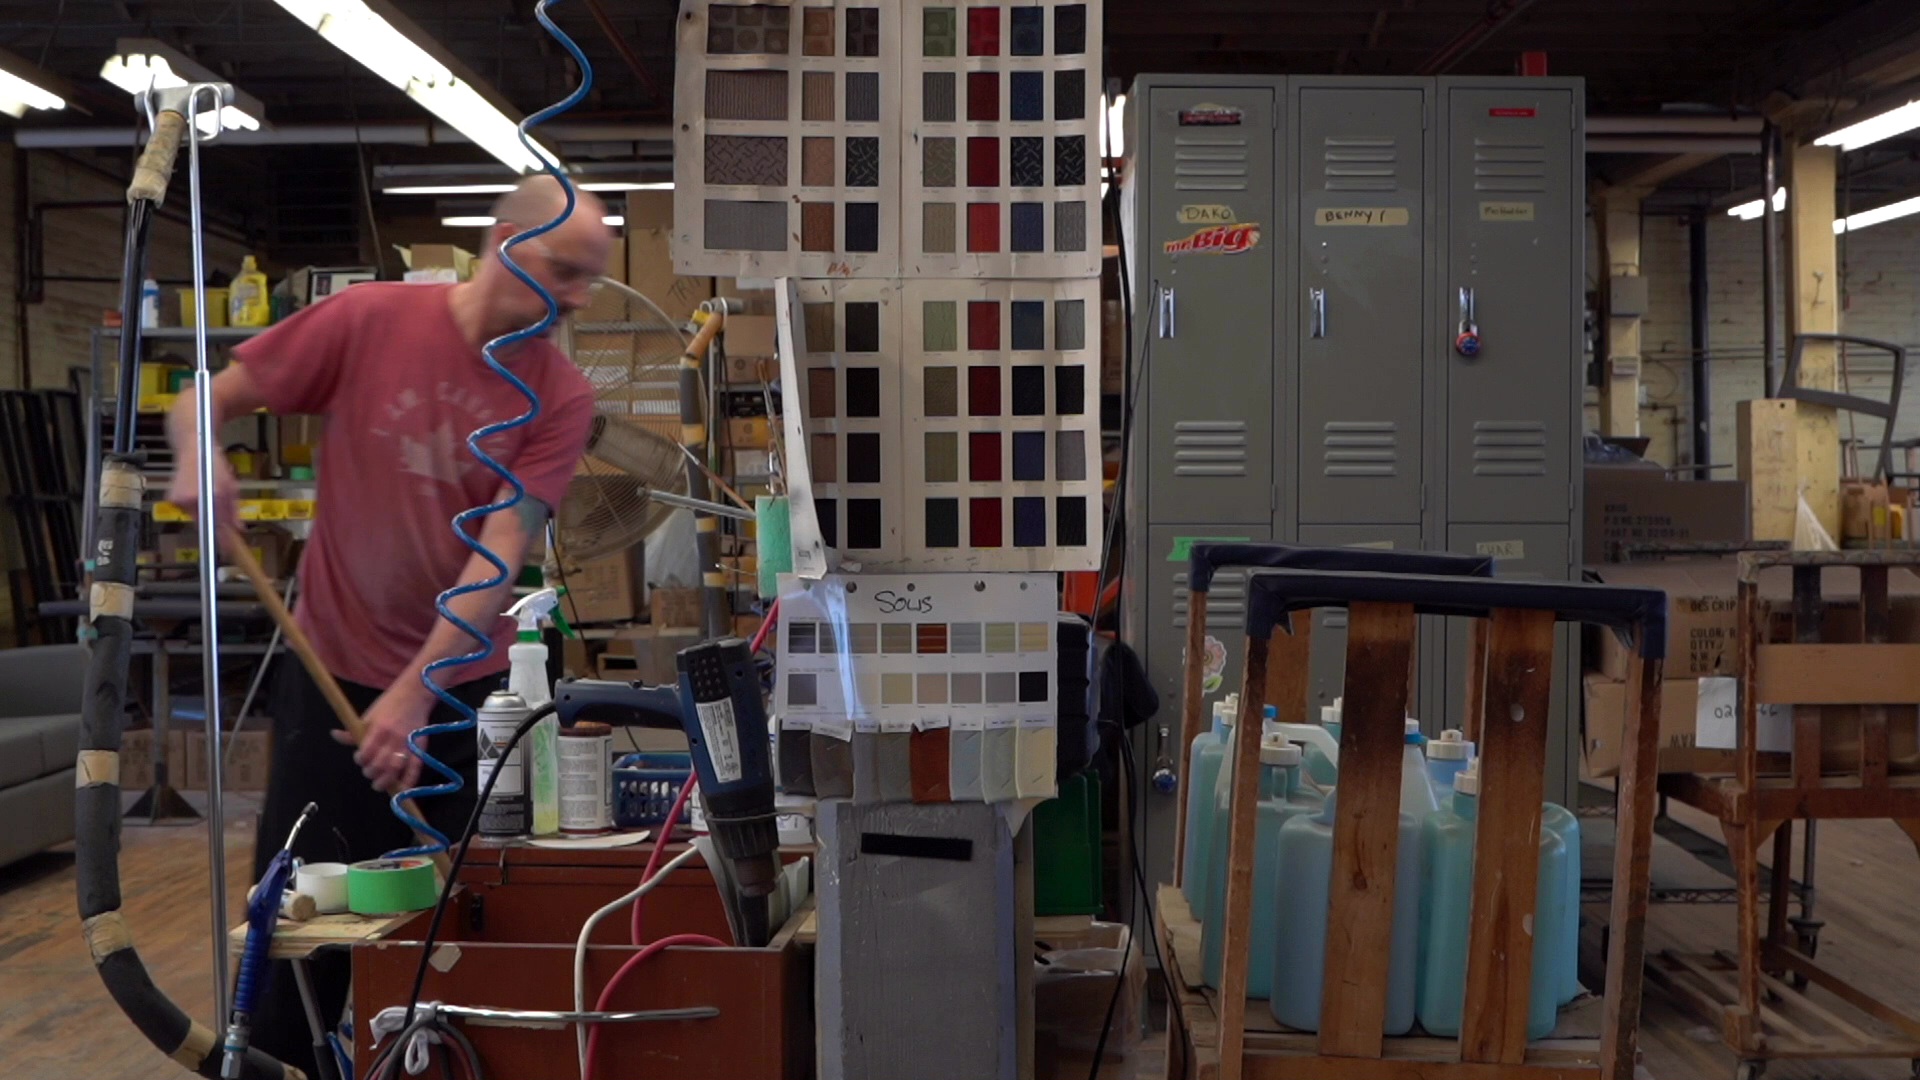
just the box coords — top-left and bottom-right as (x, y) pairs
(297, 862), (350, 915)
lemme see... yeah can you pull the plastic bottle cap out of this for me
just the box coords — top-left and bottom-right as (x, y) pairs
(1404, 717), (1425, 745)
(1320, 704), (1339, 726)
(1262, 705), (1277, 719)
(1454, 759), (1481, 795)
(1260, 734), (1302, 767)
(1427, 728), (1474, 760)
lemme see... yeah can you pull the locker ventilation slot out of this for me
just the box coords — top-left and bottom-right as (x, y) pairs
(1322, 420), (1398, 476)
(1324, 136), (1397, 192)
(1173, 420), (1248, 476)
(1473, 139), (1547, 193)
(1175, 136), (1248, 192)
(1470, 420), (1548, 476)
(1173, 570), (1247, 629)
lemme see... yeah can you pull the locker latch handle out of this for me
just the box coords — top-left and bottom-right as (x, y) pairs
(1309, 287), (1327, 339)
(1157, 285), (1176, 339)
(1455, 287), (1481, 357)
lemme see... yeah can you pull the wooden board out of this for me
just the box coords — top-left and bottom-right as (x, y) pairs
(226, 910), (420, 961)
(1737, 400), (1798, 544)
(1752, 645), (1920, 704)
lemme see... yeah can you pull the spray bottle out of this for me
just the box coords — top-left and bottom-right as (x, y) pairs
(505, 589), (562, 835)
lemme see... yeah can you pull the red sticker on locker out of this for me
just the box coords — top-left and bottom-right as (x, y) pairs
(1489, 107), (1536, 117)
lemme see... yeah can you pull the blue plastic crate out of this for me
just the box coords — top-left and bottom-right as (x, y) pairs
(613, 752), (692, 829)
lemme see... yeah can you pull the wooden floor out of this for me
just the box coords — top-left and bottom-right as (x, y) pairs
(4, 799), (1918, 1080)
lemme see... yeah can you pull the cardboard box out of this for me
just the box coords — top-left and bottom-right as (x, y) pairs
(713, 278), (777, 315)
(724, 353), (770, 384)
(602, 624), (701, 685)
(561, 545), (646, 624)
(179, 730), (270, 792)
(726, 416), (771, 448)
(278, 265), (377, 309)
(650, 586), (703, 629)
(122, 729), (154, 791)
(627, 192), (713, 323)
(399, 243), (476, 280)
(723, 314), (777, 358)
(1034, 921), (1144, 1080)
(1583, 466), (1749, 559)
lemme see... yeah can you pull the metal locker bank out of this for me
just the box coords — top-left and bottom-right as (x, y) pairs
(1120, 75), (1586, 884)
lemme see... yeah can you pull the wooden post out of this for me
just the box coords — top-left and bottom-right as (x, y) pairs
(1861, 565), (1891, 786)
(1597, 188), (1645, 439)
(1738, 399), (1799, 543)
(1172, 588), (1210, 887)
(1459, 608), (1556, 1065)
(1216, 630), (1273, 1080)
(1785, 141), (1840, 542)
(1265, 615), (1313, 726)
(1461, 618), (1489, 745)
(1316, 602), (1416, 1060)
(1600, 644), (1664, 1080)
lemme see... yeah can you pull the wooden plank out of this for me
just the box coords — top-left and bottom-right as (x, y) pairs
(1217, 631), (1273, 1080)
(1863, 566), (1891, 785)
(1597, 187), (1642, 439)
(1767, 823), (1793, 946)
(1752, 785), (1920, 820)
(1755, 970), (1880, 1048)
(1460, 607), (1556, 1065)
(1643, 952), (1745, 1050)
(1791, 566), (1824, 789)
(1785, 140), (1840, 540)
(1173, 590), (1211, 890)
(1737, 399), (1799, 543)
(1667, 951), (1816, 1045)
(1317, 601), (1416, 1061)
(226, 910), (421, 961)
(1265, 611), (1314, 727)
(1240, 1051), (1599, 1080)
(1752, 644), (1920, 705)
(1764, 944), (1920, 1040)
(1461, 618), (1489, 745)
(1160, 897), (1223, 1080)
(1600, 648), (1664, 1080)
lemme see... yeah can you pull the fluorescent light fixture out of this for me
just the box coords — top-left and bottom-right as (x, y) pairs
(101, 39), (265, 134)
(385, 180), (672, 196)
(1100, 93), (1125, 158)
(0, 46), (70, 118)
(1834, 194), (1920, 234)
(1815, 100), (1920, 152)
(1727, 187), (1787, 220)
(271, 0), (552, 173)
(441, 215), (626, 227)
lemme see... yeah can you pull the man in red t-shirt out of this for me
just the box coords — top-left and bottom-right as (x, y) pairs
(165, 176), (603, 1071)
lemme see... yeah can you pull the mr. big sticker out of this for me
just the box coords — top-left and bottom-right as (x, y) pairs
(1164, 222), (1261, 255)
(1178, 102), (1243, 126)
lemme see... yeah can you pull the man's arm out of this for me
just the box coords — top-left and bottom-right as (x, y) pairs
(343, 492), (549, 792)
(163, 366), (268, 531)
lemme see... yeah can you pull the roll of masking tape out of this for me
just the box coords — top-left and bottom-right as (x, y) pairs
(346, 857), (438, 915)
(296, 862), (351, 915)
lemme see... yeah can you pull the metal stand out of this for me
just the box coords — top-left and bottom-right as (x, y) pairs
(124, 635), (199, 822)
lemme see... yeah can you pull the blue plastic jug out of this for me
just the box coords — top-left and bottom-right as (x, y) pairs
(1181, 696), (1236, 907)
(1415, 760), (1571, 1040)
(1301, 700), (1341, 787)
(1269, 789), (1422, 1034)
(1200, 738), (1322, 995)
(1424, 729), (1473, 804)
(1541, 802), (1583, 1004)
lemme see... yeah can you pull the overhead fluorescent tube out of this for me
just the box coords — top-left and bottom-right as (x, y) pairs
(388, 181), (673, 196)
(271, 0), (552, 173)
(1834, 195), (1920, 234)
(101, 39), (266, 135)
(0, 46), (71, 118)
(1726, 187), (1786, 220)
(442, 215), (627, 227)
(1815, 100), (1920, 152)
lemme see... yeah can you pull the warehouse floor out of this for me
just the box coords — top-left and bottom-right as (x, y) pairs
(4, 797), (1917, 1080)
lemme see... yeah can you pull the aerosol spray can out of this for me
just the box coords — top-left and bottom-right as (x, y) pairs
(476, 688), (531, 839)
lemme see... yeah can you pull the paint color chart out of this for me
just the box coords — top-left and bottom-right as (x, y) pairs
(674, 0), (1101, 279)
(776, 277), (1101, 572)
(675, 1), (902, 277)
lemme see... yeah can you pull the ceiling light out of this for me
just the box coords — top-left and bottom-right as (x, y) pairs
(101, 39), (266, 135)
(0, 46), (72, 118)
(1727, 187), (1787, 220)
(271, 0), (552, 173)
(385, 180), (672, 196)
(441, 215), (627, 227)
(1834, 194), (1920, 234)
(1815, 100), (1920, 152)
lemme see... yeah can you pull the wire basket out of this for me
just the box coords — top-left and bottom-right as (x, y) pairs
(613, 752), (692, 828)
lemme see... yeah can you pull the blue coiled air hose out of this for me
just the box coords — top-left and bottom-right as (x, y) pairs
(387, 0), (596, 857)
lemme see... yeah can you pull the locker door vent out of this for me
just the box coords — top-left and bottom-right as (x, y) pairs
(1172, 420), (1248, 476)
(1321, 420), (1398, 476)
(1472, 138), (1547, 193)
(1174, 136), (1249, 192)
(1469, 420), (1548, 475)
(1324, 136), (1396, 192)
(1173, 570), (1248, 629)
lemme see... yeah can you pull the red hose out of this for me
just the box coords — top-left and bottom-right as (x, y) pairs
(632, 775), (699, 944)
(747, 597), (779, 655)
(583, 932), (727, 1080)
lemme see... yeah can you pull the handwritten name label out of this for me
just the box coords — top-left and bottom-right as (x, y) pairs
(1178, 204), (1236, 224)
(1475, 539), (1525, 559)
(1315, 207), (1409, 227)
(1480, 201), (1535, 222)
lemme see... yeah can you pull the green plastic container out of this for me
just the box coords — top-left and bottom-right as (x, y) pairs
(1033, 770), (1102, 917)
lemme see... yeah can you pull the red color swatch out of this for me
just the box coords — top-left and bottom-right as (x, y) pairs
(967, 135), (999, 187)
(969, 432), (1002, 481)
(968, 300), (1000, 350)
(967, 203), (1000, 252)
(967, 7), (1000, 55)
(967, 72), (999, 122)
(968, 364), (1001, 415)
(969, 497), (1003, 547)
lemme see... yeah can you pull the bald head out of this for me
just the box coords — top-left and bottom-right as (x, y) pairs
(472, 174), (615, 325)
(489, 174), (608, 230)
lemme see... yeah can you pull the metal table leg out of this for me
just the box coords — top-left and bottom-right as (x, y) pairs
(291, 958), (341, 1080)
(125, 636), (198, 823)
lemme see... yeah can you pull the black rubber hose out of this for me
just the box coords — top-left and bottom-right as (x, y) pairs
(110, 201), (153, 457)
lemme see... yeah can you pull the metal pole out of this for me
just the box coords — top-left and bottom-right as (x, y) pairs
(1761, 122), (1780, 396)
(186, 84), (231, 1034)
(1689, 212), (1712, 468)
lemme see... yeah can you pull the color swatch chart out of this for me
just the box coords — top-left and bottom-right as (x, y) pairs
(673, 0), (1101, 280)
(775, 277), (1101, 572)
(674, 0), (902, 277)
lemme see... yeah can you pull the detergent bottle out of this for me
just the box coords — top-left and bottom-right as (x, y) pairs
(1424, 729), (1474, 805)
(1415, 759), (1570, 1040)
(1180, 693), (1237, 907)
(1200, 735), (1320, 996)
(1401, 718), (1440, 821)
(1270, 788), (1422, 1034)
(1301, 697), (1341, 787)
(1542, 801), (1583, 1004)
(505, 588), (562, 835)
(228, 255), (271, 327)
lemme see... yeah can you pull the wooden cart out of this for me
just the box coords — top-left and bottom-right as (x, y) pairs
(1652, 550), (1920, 1080)
(1170, 557), (1668, 1080)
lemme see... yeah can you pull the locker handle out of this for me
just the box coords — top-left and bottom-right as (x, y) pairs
(1455, 287), (1481, 358)
(1158, 285), (1176, 339)
(1309, 287), (1327, 339)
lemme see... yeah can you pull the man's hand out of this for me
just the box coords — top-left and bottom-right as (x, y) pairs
(334, 682), (436, 792)
(164, 443), (243, 533)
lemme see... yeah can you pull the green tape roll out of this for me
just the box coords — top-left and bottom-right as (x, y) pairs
(756, 495), (793, 600)
(346, 857), (439, 915)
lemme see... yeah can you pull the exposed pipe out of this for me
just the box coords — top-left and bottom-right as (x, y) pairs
(13, 120), (673, 149)
(1762, 121), (1780, 395)
(1586, 135), (1760, 155)
(583, 0), (663, 103)
(1586, 116), (1763, 135)
(1417, 0), (1543, 75)
(1689, 212), (1712, 469)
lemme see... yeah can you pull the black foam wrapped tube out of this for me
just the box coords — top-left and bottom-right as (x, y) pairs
(1185, 541), (1495, 594)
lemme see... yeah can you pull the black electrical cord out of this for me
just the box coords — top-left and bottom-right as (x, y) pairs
(401, 702), (557, 1027)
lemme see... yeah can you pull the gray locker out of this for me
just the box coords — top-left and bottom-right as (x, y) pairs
(1441, 85), (1578, 523)
(1295, 523), (1424, 713)
(1141, 85), (1280, 526)
(1294, 84), (1428, 525)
